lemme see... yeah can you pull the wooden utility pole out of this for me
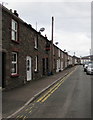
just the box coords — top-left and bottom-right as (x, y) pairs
(51, 16), (54, 74)
(51, 16), (54, 43)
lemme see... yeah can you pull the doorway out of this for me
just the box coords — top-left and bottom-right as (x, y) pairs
(26, 56), (32, 81)
(42, 58), (45, 75)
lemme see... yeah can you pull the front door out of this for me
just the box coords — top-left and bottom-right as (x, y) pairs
(42, 58), (45, 75)
(26, 56), (32, 81)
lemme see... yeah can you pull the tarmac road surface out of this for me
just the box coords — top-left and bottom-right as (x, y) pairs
(12, 66), (92, 119)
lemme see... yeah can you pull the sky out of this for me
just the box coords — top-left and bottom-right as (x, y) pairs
(1, 0), (92, 57)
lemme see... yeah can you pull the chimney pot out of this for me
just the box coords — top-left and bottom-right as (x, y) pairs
(14, 10), (19, 17)
(10, 9), (12, 12)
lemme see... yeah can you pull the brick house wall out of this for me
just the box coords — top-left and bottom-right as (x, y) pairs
(2, 6), (51, 89)
(2, 6), (79, 89)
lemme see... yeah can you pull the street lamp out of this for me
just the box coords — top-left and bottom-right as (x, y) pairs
(55, 42), (59, 45)
(39, 27), (45, 32)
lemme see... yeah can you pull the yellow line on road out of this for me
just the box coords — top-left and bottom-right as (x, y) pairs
(16, 115), (20, 118)
(37, 80), (64, 103)
(30, 107), (33, 109)
(19, 115), (23, 118)
(23, 116), (27, 120)
(37, 81), (63, 103)
(37, 66), (78, 103)
(29, 110), (32, 113)
(41, 80), (64, 103)
(25, 108), (29, 111)
(41, 93), (51, 102)
(15, 67), (78, 118)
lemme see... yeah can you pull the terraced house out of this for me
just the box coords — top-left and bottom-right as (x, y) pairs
(1, 5), (80, 89)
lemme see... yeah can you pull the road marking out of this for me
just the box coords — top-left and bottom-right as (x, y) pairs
(38, 80), (64, 103)
(32, 103), (35, 106)
(37, 79), (65, 103)
(41, 80), (64, 103)
(23, 116), (27, 119)
(29, 107), (32, 109)
(16, 115), (20, 118)
(19, 115), (23, 118)
(14, 66), (78, 118)
(37, 85), (57, 102)
(25, 108), (29, 111)
(37, 80), (64, 102)
(41, 93), (51, 102)
(37, 67), (77, 103)
(29, 110), (32, 113)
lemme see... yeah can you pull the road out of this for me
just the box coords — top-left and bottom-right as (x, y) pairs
(12, 65), (92, 119)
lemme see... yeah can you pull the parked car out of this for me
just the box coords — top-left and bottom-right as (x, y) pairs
(83, 61), (93, 72)
(86, 63), (93, 75)
(84, 62), (89, 72)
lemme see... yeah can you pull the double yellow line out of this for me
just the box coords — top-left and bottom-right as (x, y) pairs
(37, 79), (64, 103)
(37, 67), (77, 103)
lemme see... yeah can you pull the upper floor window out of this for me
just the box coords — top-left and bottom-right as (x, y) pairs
(61, 52), (63, 58)
(11, 19), (18, 41)
(34, 37), (38, 49)
(58, 49), (60, 57)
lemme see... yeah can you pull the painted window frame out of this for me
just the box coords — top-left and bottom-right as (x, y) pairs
(61, 52), (63, 58)
(58, 49), (60, 57)
(11, 19), (18, 41)
(11, 52), (18, 75)
(34, 37), (38, 49)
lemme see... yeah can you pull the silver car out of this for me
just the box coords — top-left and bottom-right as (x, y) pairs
(84, 61), (93, 72)
(86, 63), (93, 75)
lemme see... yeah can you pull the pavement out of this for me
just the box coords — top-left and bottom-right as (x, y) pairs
(2, 66), (76, 118)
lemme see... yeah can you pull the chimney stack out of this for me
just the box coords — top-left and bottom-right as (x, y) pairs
(10, 9), (12, 13)
(14, 10), (19, 17)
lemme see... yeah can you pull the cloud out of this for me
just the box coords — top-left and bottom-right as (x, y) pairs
(54, 31), (91, 57)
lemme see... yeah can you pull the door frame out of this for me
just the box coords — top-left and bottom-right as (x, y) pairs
(26, 56), (32, 81)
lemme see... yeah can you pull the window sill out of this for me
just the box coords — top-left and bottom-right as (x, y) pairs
(11, 40), (19, 44)
(11, 74), (19, 77)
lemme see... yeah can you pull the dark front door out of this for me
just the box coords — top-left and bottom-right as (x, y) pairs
(42, 58), (45, 75)
(2, 52), (6, 88)
(46, 58), (49, 74)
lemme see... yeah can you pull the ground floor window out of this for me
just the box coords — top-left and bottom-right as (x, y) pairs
(11, 52), (18, 75)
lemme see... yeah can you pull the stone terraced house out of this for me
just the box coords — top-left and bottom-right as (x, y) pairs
(1, 5), (80, 89)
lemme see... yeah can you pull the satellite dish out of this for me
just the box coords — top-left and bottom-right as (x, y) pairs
(39, 28), (45, 32)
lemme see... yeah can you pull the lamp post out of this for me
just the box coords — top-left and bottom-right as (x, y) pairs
(51, 16), (54, 75)
(55, 42), (59, 45)
(39, 27), (45, 33)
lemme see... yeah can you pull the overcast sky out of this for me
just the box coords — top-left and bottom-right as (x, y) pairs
(1, 0), (92, 57)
